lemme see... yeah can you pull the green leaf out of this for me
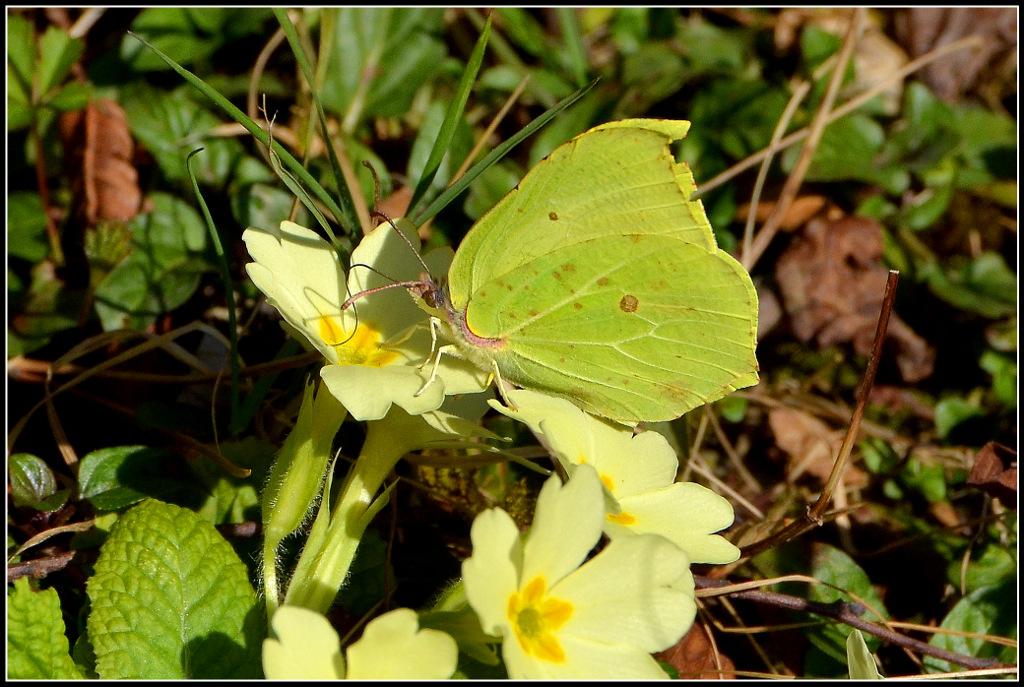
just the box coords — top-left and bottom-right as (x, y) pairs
(784, 113), (910, 194)
(497, 8), (550, 58)
(8, 453), (69, 511)
(934, 398), (985, 440)
(36, 25), (83, 99)
(924, 579), (1017, 673)
(846, 629), (883, 679)
(87, 499), (262, 678)
(189, 437), (273, 526)
(408, 15), (491, 216)
(77, 446), (182, 511)
(6, 14), (36, 102)
(322, 8), (446, 121)
(120, 83), (245, 184)
(6, 577), (82, 679)
(462, 160), (521, 220)
(122, 8), (273, 72)
(7, 192), (50, 263)
(800, 25), (843, 74)
(806, 544), (890, 660)
(759, 541), (890, 673)
(93, 192), (211, 332)
(946, 542), (1017, 594)
(979, 350), (1017, 408)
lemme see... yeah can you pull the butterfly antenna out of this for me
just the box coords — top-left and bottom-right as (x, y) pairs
(370, 209), (433, 275)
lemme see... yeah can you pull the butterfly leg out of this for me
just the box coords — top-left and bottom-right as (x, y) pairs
(413, 343), (458, 398)
(489, 360), (519, 411)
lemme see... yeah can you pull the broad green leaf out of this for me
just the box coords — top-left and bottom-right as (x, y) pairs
(190, 437), (273, 526)
(979, 350), (1017, 408)
(804, 543), (890, 662)
(87, 499), (262, 678)
(8, 453), (68, 511)
(78, 446), (182, 511)
(946, 542), (1017, 594)
(6, 577), (82, 679)
(924, 579), (1017, 673)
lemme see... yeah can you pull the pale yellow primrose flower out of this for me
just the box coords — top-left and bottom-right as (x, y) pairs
(263, 605), (457, 679)
(463, 464), (696, 679)
(491, 389), (740, 565)
(243, 221), (486, 420)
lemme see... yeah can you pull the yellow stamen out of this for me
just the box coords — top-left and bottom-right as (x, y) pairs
(318, 316), (399, 368)
(606, 510), (637, 526)
(506, 576), (573, 663)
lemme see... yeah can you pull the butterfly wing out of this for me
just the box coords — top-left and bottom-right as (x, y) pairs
(447, 120), (716, 309)
(459, 233), (758, 424)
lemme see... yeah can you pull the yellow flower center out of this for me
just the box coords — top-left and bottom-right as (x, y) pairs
(577, 458), (635, 525)
(507, 576), (573, 663)
(317, 316), (398, 368)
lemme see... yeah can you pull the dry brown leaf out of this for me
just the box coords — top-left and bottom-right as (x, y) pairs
(59, 98), (143, 225)
(737, 195), (827, 231)
(895, 8), (1018, 102)
(966, 441), (1017, 509)
(775, 215), (935, 382)
(769, 407), (845, 483)
(655, 622), (736, 679)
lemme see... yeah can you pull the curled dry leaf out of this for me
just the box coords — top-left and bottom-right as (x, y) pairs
(775, 216), (935, 383)
(966, 441), (1017, 509)
(59, 98), (144, 225)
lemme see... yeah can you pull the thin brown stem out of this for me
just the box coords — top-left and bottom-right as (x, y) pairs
(740, 271), (900, 558)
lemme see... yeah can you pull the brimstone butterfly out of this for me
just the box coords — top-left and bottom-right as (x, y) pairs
(398, 119), (757, 425)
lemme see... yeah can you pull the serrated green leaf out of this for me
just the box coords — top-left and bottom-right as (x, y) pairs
(8, 452), (68, 511)
(7, 577), (82, 679)
(87, 499), (262, 678)
(924, 579), (1017, 673)
(846, 629), (883, 679)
